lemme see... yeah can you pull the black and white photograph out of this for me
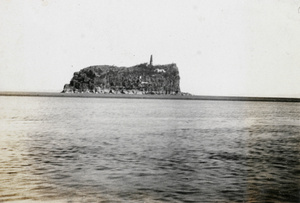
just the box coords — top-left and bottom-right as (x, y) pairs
(0, 0), (300, 202)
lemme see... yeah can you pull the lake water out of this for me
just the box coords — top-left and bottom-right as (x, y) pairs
(0, 96), (299, 202)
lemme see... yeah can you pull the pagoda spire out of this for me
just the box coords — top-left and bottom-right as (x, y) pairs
(149, 55), (153, 66)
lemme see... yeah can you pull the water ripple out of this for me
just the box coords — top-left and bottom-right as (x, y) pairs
(0, 97), (299, 202)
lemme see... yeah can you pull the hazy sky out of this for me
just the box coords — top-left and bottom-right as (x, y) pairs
(1, 0), (300, 97)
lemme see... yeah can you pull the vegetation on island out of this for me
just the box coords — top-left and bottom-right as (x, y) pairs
(62, 60), (181, 95)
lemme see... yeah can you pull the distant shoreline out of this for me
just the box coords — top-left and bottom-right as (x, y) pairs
(1, 91), (300, 102)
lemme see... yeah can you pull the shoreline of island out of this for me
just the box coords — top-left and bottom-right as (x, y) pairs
(1, 91), (300, 102)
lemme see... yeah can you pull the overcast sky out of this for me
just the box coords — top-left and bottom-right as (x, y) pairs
(1, 0), (300, 97)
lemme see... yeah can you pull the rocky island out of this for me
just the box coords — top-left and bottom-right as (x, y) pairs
(62, 55), (182, 95)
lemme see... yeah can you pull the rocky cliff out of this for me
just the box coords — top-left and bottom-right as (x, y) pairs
(62, 62), (181, 95)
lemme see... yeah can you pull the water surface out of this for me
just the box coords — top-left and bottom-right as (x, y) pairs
(0, 96), (299, 202)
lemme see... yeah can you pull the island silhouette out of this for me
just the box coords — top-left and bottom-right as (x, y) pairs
(62, 55), (185, 95)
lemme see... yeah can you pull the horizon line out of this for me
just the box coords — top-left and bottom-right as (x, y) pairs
(1, 91), (300, 102)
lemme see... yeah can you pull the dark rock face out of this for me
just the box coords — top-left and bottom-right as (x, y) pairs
(62, 63), (181, 95)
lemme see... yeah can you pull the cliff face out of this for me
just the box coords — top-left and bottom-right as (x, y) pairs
(62, 63), (181, 95)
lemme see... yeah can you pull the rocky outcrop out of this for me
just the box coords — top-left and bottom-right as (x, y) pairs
(62, 62), (181, 95)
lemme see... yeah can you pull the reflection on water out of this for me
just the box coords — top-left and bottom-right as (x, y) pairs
(0, 96), (299, 202)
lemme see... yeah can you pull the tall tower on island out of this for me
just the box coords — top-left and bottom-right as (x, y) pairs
(149, 55), (153, 66)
